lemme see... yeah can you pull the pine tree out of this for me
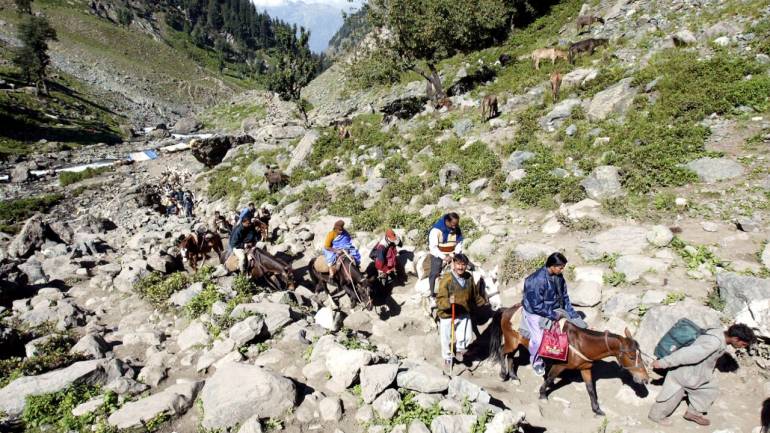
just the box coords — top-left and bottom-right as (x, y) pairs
(13, 14), (57, 93)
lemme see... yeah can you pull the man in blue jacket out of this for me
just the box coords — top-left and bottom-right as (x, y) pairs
(228, 217), (259, 273)
(522, 252), (587, 376)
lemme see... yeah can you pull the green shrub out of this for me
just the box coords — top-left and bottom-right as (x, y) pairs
(506, 150), (585, 208)
(603, 271), (626, 287)
(291, 185), (331, 214)
(134, 272), (191, 308)
(500, 253), (545, 283)
(185, 283), (224, 319)
(0, 333), (83, 388)
(423, 139), (501, 191)
(59, 167), (112, 187)
(352, 207), (385, 231)
(0, 194), (63, 233)
(328, 186), (366, 216)
(345, 47), (406, 89)
(22, 385), (115, 433)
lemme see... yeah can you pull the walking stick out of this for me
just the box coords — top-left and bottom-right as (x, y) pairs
(450, 302), (456, 374)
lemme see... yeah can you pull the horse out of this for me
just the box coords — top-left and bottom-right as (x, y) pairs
(761, 398), (770, 433)
(550, 70), (562, 103)
(265, 169), (289, 194)
(309, 253), (373, 310)
(245, 247), (295, 291)
(530, 47), (569, 70)
(568, 38), (609, 64)
(488, 304), (650, 416)
(334, 118), (353, 140)
(576, 15), (605, 32)
(253, 208), (271, 243)
(178, 232), (224, 271)
(480, 95), (499, 122)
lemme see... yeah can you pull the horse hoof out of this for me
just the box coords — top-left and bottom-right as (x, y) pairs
(594, 409), (605, 417)
(539, 395), (548, 401)
(498, 372), (508, 381)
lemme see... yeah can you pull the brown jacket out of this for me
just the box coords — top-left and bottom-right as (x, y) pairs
(436, 271), (486, 319)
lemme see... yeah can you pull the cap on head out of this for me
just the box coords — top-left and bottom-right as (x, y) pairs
(386, 228), (397, 241)
(334, 220), (345, 230)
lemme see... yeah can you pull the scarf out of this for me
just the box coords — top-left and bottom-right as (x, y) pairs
(431, 214), (463, 243)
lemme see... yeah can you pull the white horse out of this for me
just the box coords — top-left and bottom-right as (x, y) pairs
(412, 251), (503, 314)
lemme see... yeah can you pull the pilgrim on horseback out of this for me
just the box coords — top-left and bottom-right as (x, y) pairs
(372, 228), (403, 286)
(522, 252), (588, 377)
(437, 253), (487, 369)
(228, 216), (260, 273)
(323, 220), (361, 280)
(428, 212), (464, 299)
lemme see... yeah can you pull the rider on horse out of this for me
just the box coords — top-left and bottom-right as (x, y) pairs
(437, 253), (487, 368)
(323, 220), (361, 280)
(522, 252), (587, 376)
(238, 202), (256, 225)
(428, 213), (463, 297)
(373, 228), (401, 282)
(228, 217), (260, 273)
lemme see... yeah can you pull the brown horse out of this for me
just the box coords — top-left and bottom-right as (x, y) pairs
(576, 15), (605, 32)
(309, 253), (373, 310)
(253, 208), (271, 243)
(481, 95), (499, 122)
(488, 304), (650, 415)
(245, 247), (295, 291)
(550, 70), (562, 103)
(178, 232), (224, 271)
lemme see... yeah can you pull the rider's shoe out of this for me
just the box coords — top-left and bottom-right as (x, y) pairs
(533, 363), (546, 377)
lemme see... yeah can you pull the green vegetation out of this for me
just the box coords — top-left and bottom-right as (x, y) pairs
(366, 390), (442, 432)
(0, 193), (62, 234)
(705, 287), (726, 311)
(0, 332), (83, 388)
(134, 266), (215, 309)
(339, 328), (377, 351)
(207, 149), (283, 205)
(200, 102), (266, 132)
(59, 167), (112, 187)
(670, 237), (729, 274)
(603, 271), (627, 287)
(500, 253), (545, 283)
(13, 10), (57, 93)
(662, 292), (686, 305)
(185, 281), (224, 319)
(22, 385), (119, 433)
(268, 27), (319, 123)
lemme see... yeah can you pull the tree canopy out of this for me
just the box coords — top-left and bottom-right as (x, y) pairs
(13, 14), (57, 93)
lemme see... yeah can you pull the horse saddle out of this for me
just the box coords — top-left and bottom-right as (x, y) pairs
(313, 256), (330, 274)
(224, 254), (239, 272)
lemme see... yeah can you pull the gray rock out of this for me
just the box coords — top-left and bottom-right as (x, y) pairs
(466, 234), (496, 258)
(360, 363), (399, 404)
(602, 293), (641, 317)
(586, 78), (637, 121)
(761, 243), (770, 270)
(107, 381), (203, 429)
(468, 178), (488, 194)
(200, 362), (297, 430)
(373, 388), (401, 420)
(319, 396), (343, 421)
(237, 415), (264, 433)
(484, 410), (526, 433)
(615, 255), (669, 283)
(70, 334), (110, 359)
(635, 302), (722, 355)
(19, 258), (46, 283)
(147, 253), (177, 274)
(716, 272), (770, 317)
(11, 162), (31, 183)
(646, 225), (674, 247)
(453, 119), (473, 137)
(734, 217), (762, 233)
(439, 163), (463, 188)
(447, 376), (489, 403)
(314, 307), (342, 331)
(325, 346), (373, 389)
(191, 135), (255, 168)
(513, 242), (556, 261)
(356, 404), (375, 423)
(565, 124), (578, 136)
(0, 360), (106, 419)
(169, 282), (204, 307)
(8, 215), (52, 259)
(505, 169), (527, 183)
(673, 29), (697, 46)
(685, 157), (744, 183)
(172, 117), (201, 134)
(71, 395), (105, 417)
(562, 68), (598, 87)
(287, 130), (320, 173)
(430, 414), (477, 433)
(540, 98), (581, 131)
(396, 363), (450, 394)
(230, 302), (294, 334)
(177, 320), (211, 351)
(228, 316), (267, 346)
(580, 165), (624, 200)
(137, 363), (167, 387)
(578, 226), (649, 261)
(105, 377), (149, 395)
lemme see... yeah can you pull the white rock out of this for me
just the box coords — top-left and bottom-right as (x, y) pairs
(319, 396), (343, 422)
(314, 307), (342, 331)
(177, 320), (211, 351)
(360, 363), (399, 404)
(646, 225), (673, 247)
(373, 388), (401, 419)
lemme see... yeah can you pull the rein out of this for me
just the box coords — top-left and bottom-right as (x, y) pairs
(604, 330), (645, 370)
(339, 251), (364, 305)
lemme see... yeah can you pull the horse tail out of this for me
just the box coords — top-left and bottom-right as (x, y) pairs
(308, 258), (318, 284)
(488, 309), (504, 366)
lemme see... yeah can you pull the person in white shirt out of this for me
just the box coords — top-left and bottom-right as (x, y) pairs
(427, 212), (463, 298)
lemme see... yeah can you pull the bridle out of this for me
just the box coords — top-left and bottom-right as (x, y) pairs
(339, 251), (369, 308)
(604, 331), (645, 370)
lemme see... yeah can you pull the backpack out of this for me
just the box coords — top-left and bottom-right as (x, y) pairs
(654, 318), (707, 359)
(369, 245), (379, 261)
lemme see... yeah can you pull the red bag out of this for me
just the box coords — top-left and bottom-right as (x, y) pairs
(537, 322), (569, 361)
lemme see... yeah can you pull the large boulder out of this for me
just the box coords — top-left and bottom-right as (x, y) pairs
(286, 129), (320, 174)
(586, 78), (637, 121)
(540, 98), (582, 131)
(200, 362), (297, 430)
(430, 415), (477, 433)
(635, 302), (723, 355)
(325, 346), (373, 389)
(716, 273), (770, 337)
(172, 117), (201, 134)
(503, 151), (535, 172)
(580, 165), (624, 200)
(108, 381), (203, 429)
(228, 315), (267, 346)
(614, 255), (669, 283)
(191, 135), (255, 167)
(0, 360), (107, 419)
(230, 302), (294, 334)
(439, 163), (463, 187)
(685, 157), (744, 183)
(360, 363), (399, 404)
(577, 226), (649, 261)
(8, 215), (57, 259)
(570, 266), (604, 307)
(396, 362), (450, 394)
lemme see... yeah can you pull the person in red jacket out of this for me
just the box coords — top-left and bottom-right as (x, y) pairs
(374, 229), (402, 279)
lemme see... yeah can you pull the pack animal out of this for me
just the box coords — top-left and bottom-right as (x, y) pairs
(569, 38), (609, 64)
(243, 247), (295, 290)
(531, 47), (569, 70)
(265, 169), (289, 194)
(335, 118), (353, 140)
(481, 95), (499, 121)
(550, 70), (562, 103)
(488, 305), (649, 415)
(309, 253), (373, 310)
(253, 208), (272, 243)
(576, 15), (605, 32)
(178, 232), (224, 271)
